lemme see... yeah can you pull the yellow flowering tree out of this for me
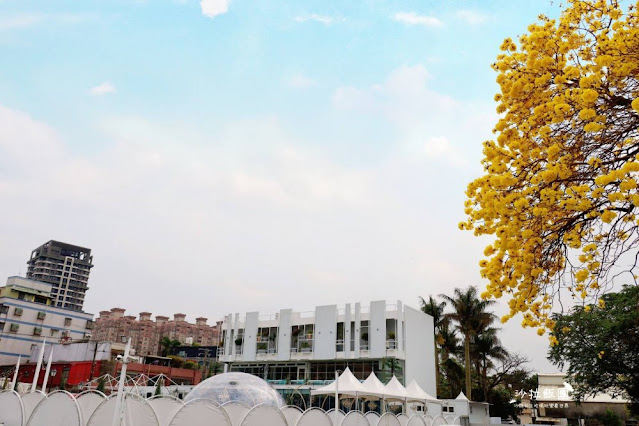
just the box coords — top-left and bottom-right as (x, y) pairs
(462, 0), (639, 337)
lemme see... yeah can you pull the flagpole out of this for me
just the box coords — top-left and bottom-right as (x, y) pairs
(31, 338), (46, 391)
(112, 337), (131, 426)
(10, 355), (21, 390)
(42, 348), (53, 393)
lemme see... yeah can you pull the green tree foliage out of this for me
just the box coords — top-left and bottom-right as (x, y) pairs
(168, 355), (184, 368)
(598, 408), (623, 426)
(183, 360), (199, 370)
(96, 377), (106, 394)
(548, 285), (639, 413)
(160, 338), (181, 356)
(422, 288), (531, 414)
(440, 286), (497, 398)
(154, 378), (162, 396)
(488, 387), (522, 422)
(471, 327), (508, 401)
(380, 357), (402, 383)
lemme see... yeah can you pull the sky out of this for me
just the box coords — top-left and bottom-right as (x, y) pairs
(0, 0), (564, 372)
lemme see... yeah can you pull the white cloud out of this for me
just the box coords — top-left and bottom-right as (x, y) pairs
(89, 82), (116, 96)
(333, 64), (495, 168)
(288, 74), (316, 89)
(456, 9), (488, 25)
(393, 12), (443, 28)
(293, 14), (339, 25)
(200, 0), (229, 18)
(423, 136), (467, 167)
(0, 14), (44, 30)
(0, 102), (558, 373)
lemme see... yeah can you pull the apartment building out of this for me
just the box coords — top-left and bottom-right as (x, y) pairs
(26, 240), (93, 312)
(0, 276), (95, 365)
(92, 308), (222, 356)
(219, 300), (436, 397)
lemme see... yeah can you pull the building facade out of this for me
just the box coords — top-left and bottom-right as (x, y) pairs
(219, 300), (436, 397)
(26, 240), (93, 312)
(0, 276), (94, 365)
(92, 308), (222, 357)
(535, 373), (630, 424)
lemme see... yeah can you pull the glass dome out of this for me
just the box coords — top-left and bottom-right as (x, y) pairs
(185, 372), (285, 407)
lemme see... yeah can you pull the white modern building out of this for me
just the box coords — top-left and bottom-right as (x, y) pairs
(0, 276), (95, 365)
(218, 300), (436, 397)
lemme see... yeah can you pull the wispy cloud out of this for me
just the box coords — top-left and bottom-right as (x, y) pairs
(393, 12), (443, 28)
(293, 14), (340, 25)
(0, 13), (93, 31)
(288, 74), (316, 89)
(456, 9), (488, 25)
(0, 14), (44, 31)
(200, 0), (229, 18)
(89, 82), (116, 96)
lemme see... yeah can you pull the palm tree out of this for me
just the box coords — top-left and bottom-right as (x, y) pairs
(471, 327), (508, 402)
(160, 337), (181, 356)
(381, 357), (402, 382)
(440, 286), (496, 399)
(439, 322), (462, 398)
(420, 295), (447, 397)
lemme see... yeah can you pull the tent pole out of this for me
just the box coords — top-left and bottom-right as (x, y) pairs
(334, 370), (339, 425)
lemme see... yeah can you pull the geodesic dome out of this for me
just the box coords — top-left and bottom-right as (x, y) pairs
(185, 373), (284, 408)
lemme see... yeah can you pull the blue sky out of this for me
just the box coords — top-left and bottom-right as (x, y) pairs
(0, 0), (563, 371)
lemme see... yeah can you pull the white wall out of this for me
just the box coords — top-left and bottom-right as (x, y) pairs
(243, 312), (258, 362)
(0, 297), (93, 365)
(403, 305), (435, 396)
(277, 309), (292, 361)
(314, 305), (336, 360)
(469, 402), (490, 424)
(369, 300), (386, 358)
(29, 341), (112, 362)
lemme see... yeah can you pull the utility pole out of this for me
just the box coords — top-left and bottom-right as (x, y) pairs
(198, 348), (212, 380)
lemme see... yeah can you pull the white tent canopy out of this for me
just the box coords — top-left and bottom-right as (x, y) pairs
(360, 372), (386, 400)
(384, 376), (408, 401)
(311, 368), (365, 397)
(455, 392), (469, 401)
(405, 380), (439, 403)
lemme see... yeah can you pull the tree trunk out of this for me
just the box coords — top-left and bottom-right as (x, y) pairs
(482, 358), (489, 403)
(465, 334), (471, 399)
(434, 343), (440, 397)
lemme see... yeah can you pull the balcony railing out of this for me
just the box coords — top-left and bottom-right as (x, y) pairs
(290, 338), (314, 353)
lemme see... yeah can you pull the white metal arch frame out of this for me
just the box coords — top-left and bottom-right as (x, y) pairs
(240, 403), (288, 426)
(281, 405), (304, 426)
(146, 395), (185, 426)
(87, 393), (160, 426)
(220, 401), (251, 425)
(341, 410), (371, 426)
(22, 390), (47, 424)
(377, 412), (401, 426)
(27, 390), (82, 426)
(76, 390), (108, 426)
(167, 398), (230, 426)
(406, 415), (427, 426)
(0, 389), (25, 426)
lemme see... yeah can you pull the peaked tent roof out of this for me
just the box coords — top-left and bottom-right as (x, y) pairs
(405, 380), (440, 403)
(310, 367), (365, 396)
(456, 391), (469, 401)
(383, 376), (408, 401)
(360, 372), (387, 399)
